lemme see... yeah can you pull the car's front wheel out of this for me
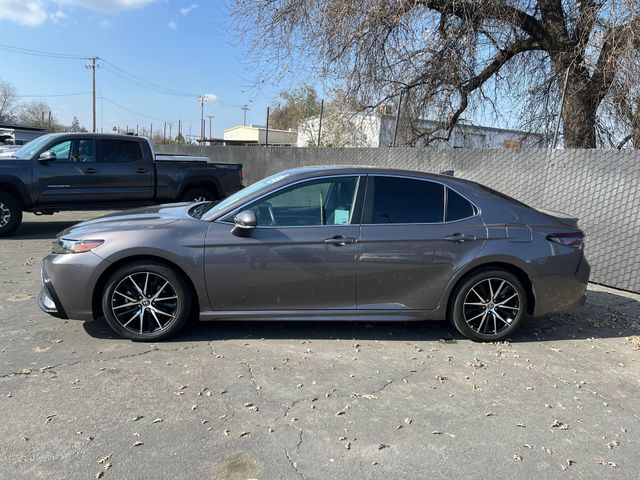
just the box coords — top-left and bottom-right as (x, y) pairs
(102, 261), (192, 341)
(181, 187), (216, 203)
(449, 269), (528, 342)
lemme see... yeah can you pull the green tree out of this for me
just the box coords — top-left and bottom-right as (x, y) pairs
(269, 84), (322, 131)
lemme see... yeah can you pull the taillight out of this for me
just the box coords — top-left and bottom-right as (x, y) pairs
(239, 168), (244, 180)
(546, 231), (585, 249)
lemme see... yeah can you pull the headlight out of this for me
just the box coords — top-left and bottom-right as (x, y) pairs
(52, 238), (104, 254)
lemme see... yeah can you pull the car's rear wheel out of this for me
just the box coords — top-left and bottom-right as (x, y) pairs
(102, 262), (191, 341)
(0, 192), (23, 237)
(449, 269), (528, 342)
(181, 187), (216, 203)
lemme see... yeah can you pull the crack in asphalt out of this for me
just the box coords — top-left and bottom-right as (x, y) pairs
(0, 344), (202, 379)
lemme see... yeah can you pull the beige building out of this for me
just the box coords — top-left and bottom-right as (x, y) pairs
(223, 125), (297, 146)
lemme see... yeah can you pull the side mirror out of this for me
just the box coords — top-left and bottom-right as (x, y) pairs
(231, 210), (257, 236)
(39, 150), (56, 162)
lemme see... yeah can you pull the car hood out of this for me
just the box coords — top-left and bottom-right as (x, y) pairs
(58, 202), (197, 238)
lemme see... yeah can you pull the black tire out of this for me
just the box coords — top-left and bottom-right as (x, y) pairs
(101, 261), (192, 341)
(180, 187), (216, 203)
(449, 269), (528, 342)
(0, 192), (23, 238)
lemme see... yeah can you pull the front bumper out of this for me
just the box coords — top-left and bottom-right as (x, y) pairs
(38, 267), (68, 319)
(38, 252), (109, 321)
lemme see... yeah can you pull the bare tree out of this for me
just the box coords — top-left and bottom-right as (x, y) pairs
(17, 100), (62, 131)
(0, 79), (19, 124)
(233, 0), (640, 148)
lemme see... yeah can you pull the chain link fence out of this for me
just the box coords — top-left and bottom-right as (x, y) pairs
(157, 145), (640, 293)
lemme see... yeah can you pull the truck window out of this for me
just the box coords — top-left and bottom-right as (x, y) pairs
(100, 139), (143, 163)
(46, 139), (96, 163)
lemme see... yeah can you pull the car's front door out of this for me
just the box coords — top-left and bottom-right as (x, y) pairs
(204, 175), (363, 311)
(357, 175), (486, 311)
(34, 138), (101, 205)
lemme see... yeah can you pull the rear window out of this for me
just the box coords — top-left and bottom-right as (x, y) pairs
(100, 139), (143, 163)
(446, 188), (476, 221)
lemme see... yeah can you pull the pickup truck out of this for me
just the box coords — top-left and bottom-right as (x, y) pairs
(0, 133), (243, 236)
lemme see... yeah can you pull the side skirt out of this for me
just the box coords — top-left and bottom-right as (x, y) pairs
(199, 309), (437, 322)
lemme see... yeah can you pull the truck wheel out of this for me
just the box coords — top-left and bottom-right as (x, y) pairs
(0, 192), (23, 237)
(180, 187), (216, 203)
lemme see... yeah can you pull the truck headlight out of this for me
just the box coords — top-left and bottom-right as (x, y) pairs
(53, 238), (104, 254)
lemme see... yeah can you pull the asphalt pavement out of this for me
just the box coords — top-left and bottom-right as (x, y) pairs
(1, 211), (639, 479)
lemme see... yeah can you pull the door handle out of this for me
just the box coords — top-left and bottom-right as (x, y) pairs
(444, 233), (476, 243)
(82, 168), (97, 174)
(136, 168), (148, 174)
(323, 235), (357, 246)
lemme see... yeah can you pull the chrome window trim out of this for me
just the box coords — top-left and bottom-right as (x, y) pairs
(216, 173), (363, 228)
(215, 171), (480, 227)
(361, 173), (480, 226)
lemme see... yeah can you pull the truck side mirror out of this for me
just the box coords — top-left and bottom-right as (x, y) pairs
(39, 150), (56, 162)
(231, 210), (257, 236)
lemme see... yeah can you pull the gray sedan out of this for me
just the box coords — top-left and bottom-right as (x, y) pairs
(38, 166), (590, 342)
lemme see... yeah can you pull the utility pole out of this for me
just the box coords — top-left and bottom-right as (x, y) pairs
(198, 95), (206, 143)
(241, 105), (250, 126)
(552, 67), (571, 149)
(163, 122), (167, 143)
(178, 119), (182, 144)
(47, 111), (51, 131)
(265, 107), (270, 146)
(150, 123), (153, 138)
(85, 57), (99, 133)
(207, 115), (214, 142)
(317, 99), (324, 147)
(169, 122), (173, 142)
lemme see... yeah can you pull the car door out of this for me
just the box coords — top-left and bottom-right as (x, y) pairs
(357, 175), (487, 311)
(34, 137), (101, 205)
(95, 138), (154, 202)
(204, 175), (363, 311)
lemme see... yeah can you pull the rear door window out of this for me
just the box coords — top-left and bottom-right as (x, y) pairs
(363, 176), (445, 224)
(100, 139), (143, 163)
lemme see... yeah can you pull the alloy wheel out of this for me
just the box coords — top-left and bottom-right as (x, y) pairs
(0, 202), (10, 228)
(193, 196), (207, 202)
(462, 277), (520, 335)
(110, 272), (179, 335)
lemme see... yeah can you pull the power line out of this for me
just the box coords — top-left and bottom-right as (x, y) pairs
(100, 58), (198, 98)
(16, 92), (91, 98)
(0, 43), (89, 60)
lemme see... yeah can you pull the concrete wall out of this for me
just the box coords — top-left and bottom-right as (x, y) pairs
(156, 144), (640, 293)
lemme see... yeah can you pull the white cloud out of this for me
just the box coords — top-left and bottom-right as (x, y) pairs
(57, 0), (156, 12)
(180, 3), (197, 16)
(50, 9), (67, 23)
(98, 18), (111, 27)
(166, 20), (177, 29)
(0, 0), (48, 27)
(202, 93), (218, 103)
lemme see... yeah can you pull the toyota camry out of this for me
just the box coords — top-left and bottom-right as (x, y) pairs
(38, 166), (590, 342)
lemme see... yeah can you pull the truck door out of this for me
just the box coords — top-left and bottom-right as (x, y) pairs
(34, 138), (102, 205)
(96, 138), (154, 203)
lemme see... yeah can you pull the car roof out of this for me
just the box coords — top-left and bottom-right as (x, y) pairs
(43, 132), (147, 141)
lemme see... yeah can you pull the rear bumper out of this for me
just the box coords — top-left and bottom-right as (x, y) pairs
(531, 252), (590, 316)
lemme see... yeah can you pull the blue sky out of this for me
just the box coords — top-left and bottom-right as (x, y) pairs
(0, 0), (281, 139)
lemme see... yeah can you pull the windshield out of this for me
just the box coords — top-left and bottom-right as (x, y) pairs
(11, 134), (56, 159)
(192, 171), (293, 220)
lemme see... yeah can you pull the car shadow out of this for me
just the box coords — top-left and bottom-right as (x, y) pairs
(10, 220), (80, 240)
(82, 287), (640, 344)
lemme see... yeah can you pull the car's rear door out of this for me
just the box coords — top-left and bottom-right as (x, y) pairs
(356, 175), (486, 311)
(204, 175), (364, 311)
(95, 138), (154, 203)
